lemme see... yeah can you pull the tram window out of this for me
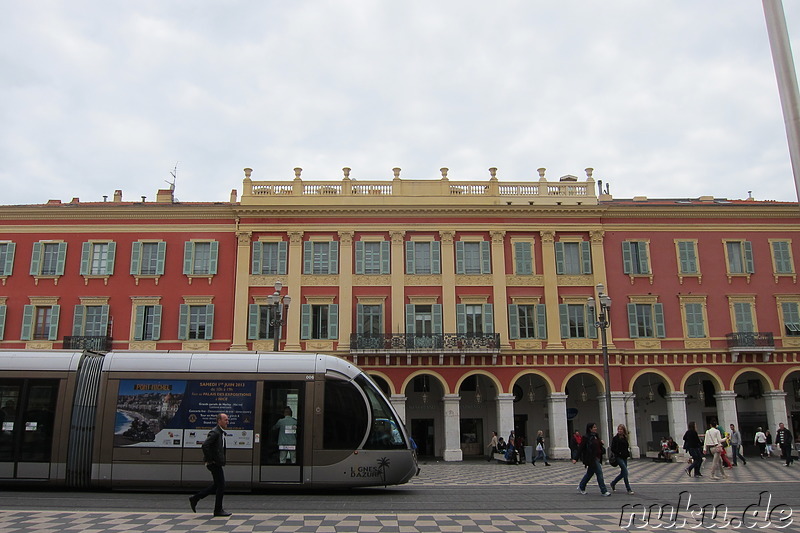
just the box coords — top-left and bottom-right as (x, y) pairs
(0, 379), (58, 463)
(323, 379), (368, 450)
(262, 381), (303, 466)
(0, 384), (21, 461)
(357, 375), (406, 449)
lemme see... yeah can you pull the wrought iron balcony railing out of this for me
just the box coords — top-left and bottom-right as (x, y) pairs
(63, 336), (113, 353)
(350, 333), (500, 353)
(725, 332), (774, 349)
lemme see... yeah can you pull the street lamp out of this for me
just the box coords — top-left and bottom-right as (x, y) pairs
(266, 281), (292, 351)
(587, 283), (613, 449)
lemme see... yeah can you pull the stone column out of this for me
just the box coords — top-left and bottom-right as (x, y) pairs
(338, 231), (354, 350)
(539, 230), (562, 348)
(439, 231), (457, 334)
(666, 392), (688, 456)
(620, 393), (641, 458)
(765, 390), (789, 434)
(230, 231), (252, 350)
(495, 393), (515, 441)
(284, 231), (304, 351)
(442, 394), (463, 461)
(390, 231), (405, 334)
(390, 394), (407, 424)
(489, 230), (510, 349)
(547, 392), (570, 459)
(714, 391), (739, 429)
(596, 394), (614, 446)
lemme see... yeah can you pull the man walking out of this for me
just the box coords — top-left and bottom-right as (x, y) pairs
(190, 413), (231, 517)
(776, 422), (794, 467)
(729, 424), (746, 466)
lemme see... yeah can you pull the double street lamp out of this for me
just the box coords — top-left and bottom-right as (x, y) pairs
(587, 283), (614, 448)
(267, 281), (291, 351)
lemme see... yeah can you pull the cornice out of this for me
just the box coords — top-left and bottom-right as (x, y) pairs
(602, 203), (800, 219)
(233, 204), (609, 218)
(0, 204), (236, 221)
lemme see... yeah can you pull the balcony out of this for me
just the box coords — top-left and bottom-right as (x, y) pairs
(726, 332), (774, 362)
(350, 333), (500, 354)
(63, 336), (113, 353)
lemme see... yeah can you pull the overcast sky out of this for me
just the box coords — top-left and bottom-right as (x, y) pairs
(3, 2), (800, 206)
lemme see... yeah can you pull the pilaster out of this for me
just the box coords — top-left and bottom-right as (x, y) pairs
(714, 390), (739, 429)
(540, 230), (563, 348)
(490, 231), (511, 349)
(547, 392), (570, 458)
(230, 231), (252, 350)
(285, 231), (304, 351)
(442, 394), (463, 461)
(765, 390), (789, 434)
(439, 231), (457, 333)
(665, 392), (688, 456)
(390, 231), (405, 334)
(338, 231), (354, 350)
(495, 392), (515, 441)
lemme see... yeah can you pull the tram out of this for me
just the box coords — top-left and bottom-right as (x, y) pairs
(0, 350), (418, 490)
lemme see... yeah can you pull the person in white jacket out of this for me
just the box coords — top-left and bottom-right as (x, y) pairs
(704, 422), (727, 480)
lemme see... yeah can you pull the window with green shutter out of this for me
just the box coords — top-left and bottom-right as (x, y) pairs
(303, 241), (339, 275)
(622, 241), (650, 275)
(733, 302), (754, 333)
(252, 241), (288, 275)
(0, 305), (6, 340)
(684, 303), (706, 338)
(0, 242), (16, 276)
(179, 304), (214, 340)
(300, 304), (338, 339)
(726, 241), (754, 275)
(355, 241), (390, 275)
(772, 241), (794, 274)
(677, 241), (698, 274)
(559, 304), (593, 339)
(183, 241), (218, 276)
(513, 242), (533, 275)
(782, 302), (800, 336)
(132, 242), (166, 276)
(134, 305), (162, 341)
(509, 304), (546, 339)
(626, 303), (665, 338)
(406, 241), (441, 274)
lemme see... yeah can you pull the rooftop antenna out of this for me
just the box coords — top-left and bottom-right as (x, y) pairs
(166, 162), (179, 201)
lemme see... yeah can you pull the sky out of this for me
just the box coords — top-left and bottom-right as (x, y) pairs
(3, 1), (800, 206)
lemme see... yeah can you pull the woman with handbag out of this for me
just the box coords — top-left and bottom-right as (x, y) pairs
(705, 421), (728, 480)
(532, 430), (550, 466)
(609, 424), (634, 494)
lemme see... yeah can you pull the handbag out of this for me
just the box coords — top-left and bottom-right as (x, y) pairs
(608, 449), (618, 467)
(536, 443), (543, 452)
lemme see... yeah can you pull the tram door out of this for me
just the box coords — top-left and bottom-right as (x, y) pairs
(0, 379), (59, 480)
(260, 381), (304, 483)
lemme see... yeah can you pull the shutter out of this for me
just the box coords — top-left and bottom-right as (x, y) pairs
(48, 305), (60, 340)
(355, 241), (365, 275)
(679, 241), (696, 273)
(356, 304), (364, 334)
(300, 304), (311, 339)
(134, 306), (145, 341)
(380, 240), (391, 274)
(743, 241), (755, 274)
(21, 305), (34, 340)
(536, 304), (547, 339)
(555, 242), (565, 274)
(178, 304), (189, 340)
(405, 242), (415, 274)
(515, 242), (532, 275)
(303, 242), (312, 274)
(405, 304), (415, 335)
(100, 305), (110, 335)
(209, 241), (219, 275)
(328, 304), (338, 339)
(455, 241), (465, 274)
(151, 305), (162, 341)
(508, 304), (520, 339)
(456, 304), (467, 334)
(638, 243), (650, 274)
(80, 242), (91, 275)
(130, 242), (142, 275)
(72, 305), (85, 336)
(481, 241), (491, 274)
(248, 304), (259, 340)
(2, 242), (14, 275)
(586, 306), (597, 339)
(155, 242), (167, 275)
(329, 241), (339, 274)
(483, 304), (494, 333)
(277, 241), (288, 274)
(106, 242), (116, 275)
(559, 304), (570, 338)
(0, 305), (5, 340)
(581, 241), (592, 274)
(621, 242), (632, 274)
(431, 241), (441, 274)
(627, 303), (639, 338)
(30, 242), (42, 275)
(432, 304), (443, 334)
(204, 304), (214, 340)
(252, 241), (262, 274)
(654, 303), (665, 338)
(686, 303), (704, 338)
(55, 242), (67, 275)
(183, 242), (193, 274)
(734, 302), (754, 333)
(776, 242), (792, 273)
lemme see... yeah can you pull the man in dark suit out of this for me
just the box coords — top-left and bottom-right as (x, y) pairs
(189, 413), (231, 516)
(776, 422), (794, 467)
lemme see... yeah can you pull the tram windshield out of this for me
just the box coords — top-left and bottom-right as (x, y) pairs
(356, 374), (407, 449)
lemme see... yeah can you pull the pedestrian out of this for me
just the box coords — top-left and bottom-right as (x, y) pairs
(189, 413), (232, 517)
(271, 407), (298, 464)
(532, 430), (550, 466)
(754, 427), (767, 458)
(776, 422), (794, 467)
(729, 424), (746, 466)
(569, 430), (582, 462)
(609, 424), (634, 494)
(704, 420), (727, 480)
(576, 422), (611, 496)
(486, 431), (499, 462)
(515, 433), (526, 464)
(682, 421), (703, 477)
(765, 430), (775, 457)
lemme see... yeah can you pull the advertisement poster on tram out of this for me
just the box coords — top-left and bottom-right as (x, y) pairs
(114, 380), (255, 449)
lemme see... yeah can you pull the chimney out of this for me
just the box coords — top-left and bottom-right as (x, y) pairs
(113, 190), (123, 202)
(230, 189), (238, 203)
(156, 189), (174, 203)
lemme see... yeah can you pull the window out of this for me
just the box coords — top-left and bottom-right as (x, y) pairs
(0, 242), (15, 276)
(300, 304), (338, 339)
(303, 241), (339, 275)
(355, 241), (390, 275)
(513, 242), (533, 275)
(134, 305), (162, 341)
(30, 242), (67, 276)
(676, 240), (699, 275)
(21, 305), (60, 341)
(626, 303), (665, 338)
(559, 304), (595, 339)
(622, 241), (650, 275)
(0, 305), (5, 340)
(556, 241), (592, 275)
(178, 304), (215, 340)
(183, 241), (218, 276)
(683, 302), (706, 338)
(508, 304), (546, 339)
(725, 241), (754, 275)
(80, 241), (116, 276)
(781, 302), (800, 336)
(357, 304), (383, 336)
(405, 304), (443, 348)
(771, 241), (794, 275)
(456, 241), (490, 274)
(252, 241), (288, 275)
(733, 302), (754, 333)
(406, 241), (441, 274)
(457, 304), (494, 335)
(247, 304), (277, 340)
(323, 378), (368, 450)
(72, 305), (109, 336)
(131, 242), (166, 276)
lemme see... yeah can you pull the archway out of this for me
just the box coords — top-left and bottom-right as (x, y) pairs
(404, 372), (445, 458)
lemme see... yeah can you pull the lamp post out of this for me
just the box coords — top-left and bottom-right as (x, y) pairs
(267, 281), (291, 352)
(587, 283), (614, 449)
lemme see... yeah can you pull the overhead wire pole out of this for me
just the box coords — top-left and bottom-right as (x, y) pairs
(763, 0), (800, 202)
